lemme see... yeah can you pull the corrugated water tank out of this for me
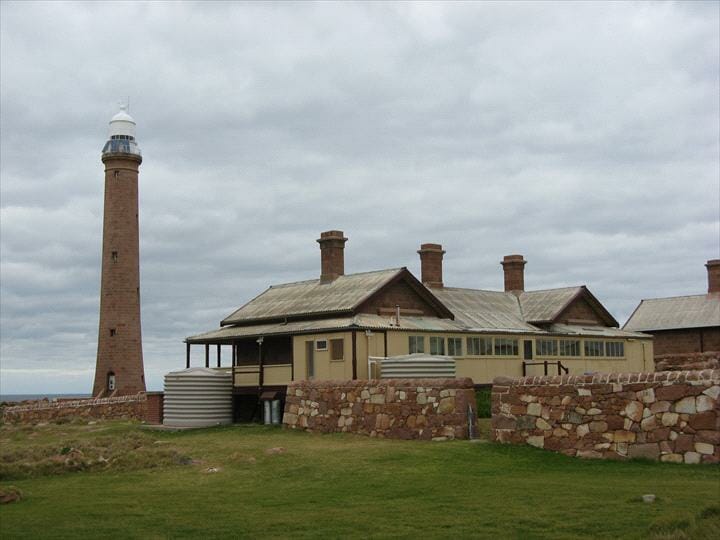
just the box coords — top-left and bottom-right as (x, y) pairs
(163, 367), (233, 427)
(370, 354), (456, 379)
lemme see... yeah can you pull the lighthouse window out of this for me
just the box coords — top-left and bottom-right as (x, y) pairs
(110, 328), (116, 337)
(114, 170), (120, 179)
(111, 251), (118, 262)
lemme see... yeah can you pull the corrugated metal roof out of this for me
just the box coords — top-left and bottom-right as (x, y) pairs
(623, 294), (720, 331)
(547, 324), (651, 339)
(519, 287), (582, 322)
(431, 287), (537, 332)
(220, 268), (403, 325)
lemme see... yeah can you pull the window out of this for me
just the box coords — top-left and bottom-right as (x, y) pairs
(584, 340), (604, 357)
(605, 341), (624, 357)
(111, 251), (118, 263)
(494, 338), (518, 356)
(113, 170), (120, 179)
(536, 339), (558, 356)
(330, 339), (344, 360)
(315, 339), (327, 351)
(409, 336), (425, 354)
(467, 337), (493, 356)
(559, 339), (580, 357)
(430, 336), (445, 355)
(109, 328), (116, 337)
(448, 338), (462, 356)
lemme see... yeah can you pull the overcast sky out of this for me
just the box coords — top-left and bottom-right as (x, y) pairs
(1, 1), (718, 395)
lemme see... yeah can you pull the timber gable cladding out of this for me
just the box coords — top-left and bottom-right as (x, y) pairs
(186, 230), (653, 387)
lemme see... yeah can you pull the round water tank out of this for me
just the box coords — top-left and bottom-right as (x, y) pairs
(163, 367), (233, 427)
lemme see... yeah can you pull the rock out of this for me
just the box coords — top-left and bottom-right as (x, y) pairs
(589, 421), (608, 433)
(628, 443), (659, 460)
(577, 424), (590, 438)
(536, 418), (552, 430)
(684, 452), (701, 464)
(696, 395), (716, 413)
(431, 437), (448, 442)
(526, 436), (544, 448)
(640, 416), (657, 432)
(578, 389), (592, 397)
(624, 401), (643, 422)
(527, 403), (542, 416)
(416, 393), (427, 405)
(702, 385), (720, 400)
(577, 450), (602, 459)
(0, 487), (22, 505)
(370, 394), (385, 405)
(674, 397), (696, 414)
(660, 454), (683, 464)
(642, 494), (656, 503)
(553, 427), (568, 437)
(694, 442), (714, 455)
(565, 411), (583, 424)
(650, 401), (671, 414)
(204, 467), (220, 473)
(265, 447), (286, 455)
(637, 389), (655, 404)
(438, 397), (454, 414)
(587, 408), (602, 416)
(689, 412), (716, 430)
(655, 385), (687, 401)
(661, 412), (679, 427)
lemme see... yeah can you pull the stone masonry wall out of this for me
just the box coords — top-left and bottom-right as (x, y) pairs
(2, 394), (146, 424)
(283, 378), (476, 440)
(491, 370), (719, 464)
(654, 352), (719, 372)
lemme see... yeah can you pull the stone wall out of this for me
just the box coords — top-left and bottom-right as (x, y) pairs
(491, 370), (719, 464)
(283, 378), (476, 440)
(2, 394), (146, 424)
(654, 352), (719, 372)
(145, 392), (164, 425)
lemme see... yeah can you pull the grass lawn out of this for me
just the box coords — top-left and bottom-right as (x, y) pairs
(1, 420), (718, 539)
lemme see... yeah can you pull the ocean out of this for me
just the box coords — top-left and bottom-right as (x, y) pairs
(0, 393), (92, 403)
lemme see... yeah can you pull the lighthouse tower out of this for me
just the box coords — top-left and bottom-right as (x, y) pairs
(92, 106), (146, 397)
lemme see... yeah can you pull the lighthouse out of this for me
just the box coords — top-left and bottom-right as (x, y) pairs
(92, 106), (146, 397)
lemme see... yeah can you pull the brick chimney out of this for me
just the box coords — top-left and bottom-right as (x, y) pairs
(418, 243), (445, 288)
(317, 230), (348, 283)
(706, 259), (720, 294)
(501, 254), (526, 292)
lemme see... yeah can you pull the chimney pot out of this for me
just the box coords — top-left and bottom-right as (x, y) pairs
(317, 230), (347, 283)
(501, 254), (527, 292)
(706, 259), (720, 294)
(418, 243), (445, 288)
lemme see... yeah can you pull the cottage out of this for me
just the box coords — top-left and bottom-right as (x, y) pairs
(186, 231), (652, 416)
(623, 259), (720, 356)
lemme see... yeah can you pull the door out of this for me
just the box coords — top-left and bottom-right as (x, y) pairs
(305, 341), (315, 379)
(523, 340), (533, 360)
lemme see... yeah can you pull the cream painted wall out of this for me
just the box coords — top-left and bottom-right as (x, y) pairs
(233, 330), (653, 387)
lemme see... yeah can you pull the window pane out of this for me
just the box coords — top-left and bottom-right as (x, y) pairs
(559, 340), (580, 356)
(606, 341), (624, 357)
(430, 337), (445, 355)
(448, 338), (462, 356)
(584, 340), (604, 357)
(330, 339), (344, 360)
(495, 338), (518, 356)
(536, 339), (558, 356)
(409, 336), (425, 354)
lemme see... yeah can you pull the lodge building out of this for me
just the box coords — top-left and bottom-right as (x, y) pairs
(186, 231), (653, 413)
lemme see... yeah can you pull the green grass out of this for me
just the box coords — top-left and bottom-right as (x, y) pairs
(1, 420), (718, 539)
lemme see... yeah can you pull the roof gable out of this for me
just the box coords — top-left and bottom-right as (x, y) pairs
(431, 287), (537, 332)
(519, 286), (618, 327)
(221, 268), (405, 326)
(220, 267), (453, 326)
(623, 294), (720, 332)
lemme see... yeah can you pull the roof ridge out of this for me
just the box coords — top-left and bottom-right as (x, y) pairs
(269, 267), (404, 288)
(439, 286), (508, 294)
(638, 293), (710, 302)
(521, 285), (584, 294)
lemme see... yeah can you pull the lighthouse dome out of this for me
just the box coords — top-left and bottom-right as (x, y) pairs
(108, 106), (136, 138)
(102, 104), (141, 159)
